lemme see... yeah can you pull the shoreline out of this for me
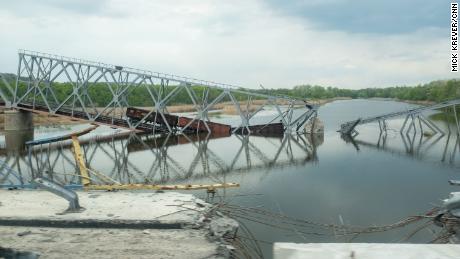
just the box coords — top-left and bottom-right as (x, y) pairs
(366, 97), (436, 106)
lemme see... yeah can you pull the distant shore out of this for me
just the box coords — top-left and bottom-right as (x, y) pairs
(367, 97), (436, 106)
(309, 97), (352, 105)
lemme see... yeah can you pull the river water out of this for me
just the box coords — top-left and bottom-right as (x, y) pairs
(1, 99), (459, 258)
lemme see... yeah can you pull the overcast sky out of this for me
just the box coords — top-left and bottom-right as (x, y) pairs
(0, 0), (452, 89)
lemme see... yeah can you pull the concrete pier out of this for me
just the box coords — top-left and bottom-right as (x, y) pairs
(0, 190), (238, 258)
(3, 109), (34, 152)
(4, 109), (33, 131)
(4, 129), (34, 153)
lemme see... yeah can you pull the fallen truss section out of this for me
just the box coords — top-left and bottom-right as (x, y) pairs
(339, 99), (460, 136)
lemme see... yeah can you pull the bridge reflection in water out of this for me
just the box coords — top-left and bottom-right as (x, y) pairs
(342, 129), (460, 166)
(0, 130), (322, 187)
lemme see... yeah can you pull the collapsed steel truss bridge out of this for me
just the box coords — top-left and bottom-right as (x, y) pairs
(339, 99), (460, 136)
(1, 50), (317, 134)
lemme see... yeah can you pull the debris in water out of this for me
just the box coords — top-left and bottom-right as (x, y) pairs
(449, 180), (460, 186)
(17, 230), (32, 237)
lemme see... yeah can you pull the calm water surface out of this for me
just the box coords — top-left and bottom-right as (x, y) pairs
(1, 99), (459, 258)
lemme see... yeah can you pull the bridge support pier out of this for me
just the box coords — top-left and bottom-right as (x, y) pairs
(4, 109), (33, 131)
(4, 109), (34, 151)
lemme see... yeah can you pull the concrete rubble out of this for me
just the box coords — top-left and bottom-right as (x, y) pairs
(273, 243), (460, 259)
(441, 192), (460, 217)
(304, 118), (324, 134)
(434, 191), (460, 243)
(0, 189), (238, 258)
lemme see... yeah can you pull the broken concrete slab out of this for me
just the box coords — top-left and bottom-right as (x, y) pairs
(442, 192), (460, 217)
(0, 226), (221, 259)
(209, 215), (239, 241)
(0, 189), (238, 258)
(274, 243), (460, 259)
(0, 190), (209, 228)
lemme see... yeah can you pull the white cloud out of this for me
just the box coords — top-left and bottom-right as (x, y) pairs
(0, 0), (450, 89)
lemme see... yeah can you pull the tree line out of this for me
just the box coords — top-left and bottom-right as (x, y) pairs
(0, 73), (459, 106)
(257, 79), (460, 103)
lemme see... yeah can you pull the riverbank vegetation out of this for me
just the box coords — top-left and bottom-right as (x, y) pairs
(261, 79), (460, 103)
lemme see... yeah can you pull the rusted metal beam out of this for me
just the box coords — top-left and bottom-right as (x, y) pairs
(233, 123), (285, 136)
(126, 107), (232, 135)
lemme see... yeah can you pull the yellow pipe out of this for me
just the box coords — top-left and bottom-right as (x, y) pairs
(69, 132), (240, 191)
(84, 183), (240, 191)
(71, 135), (91, 186)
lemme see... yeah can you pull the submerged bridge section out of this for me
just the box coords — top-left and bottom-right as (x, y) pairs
(339, 99), (460, 136)
(2, 50), (317, 135)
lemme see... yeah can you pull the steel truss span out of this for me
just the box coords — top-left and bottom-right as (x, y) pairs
(11, 50), (317, 134)
(339, 99), (460, 136)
